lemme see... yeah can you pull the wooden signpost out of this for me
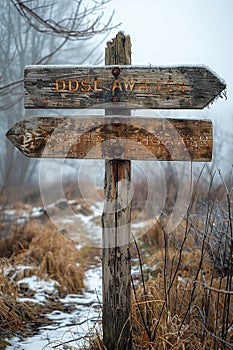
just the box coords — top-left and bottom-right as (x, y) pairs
(6, 32), (226, 350)
(24, 65), (225, 109)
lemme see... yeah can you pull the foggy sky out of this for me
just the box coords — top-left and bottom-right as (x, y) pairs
(104, 0), (232, 108)
(102, 0), (233, 169)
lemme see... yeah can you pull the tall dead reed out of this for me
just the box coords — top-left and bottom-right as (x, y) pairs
(131, 169), (233, 349)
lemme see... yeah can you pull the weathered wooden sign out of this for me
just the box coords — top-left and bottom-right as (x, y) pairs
(6, 116), (212, 161)
(24, 65), (226, 109)
(6, 30), (227, 350)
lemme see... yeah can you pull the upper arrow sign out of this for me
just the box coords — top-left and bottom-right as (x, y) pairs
(24, 65), (226, 109)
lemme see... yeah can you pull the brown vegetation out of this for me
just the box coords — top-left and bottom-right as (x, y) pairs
(1, 172), (232, 349)
(82, 172), (233, 350)
(2, 220), (85, 294)
(0, 216), (85, 347)
(0, 259), (39, 347)
(130, 173), (233, 349)
(131, 245), (233, 349)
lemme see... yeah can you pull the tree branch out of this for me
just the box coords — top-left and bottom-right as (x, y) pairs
(10, 0), (119, 39)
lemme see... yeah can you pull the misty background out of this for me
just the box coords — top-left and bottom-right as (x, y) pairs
(1, 0), (232, 203)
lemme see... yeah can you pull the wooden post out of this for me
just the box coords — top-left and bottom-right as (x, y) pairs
(102, 32), (132, 349)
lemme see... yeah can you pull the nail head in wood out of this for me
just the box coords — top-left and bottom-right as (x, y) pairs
(112, 67), (121, 76)
(111, 96), (120, 103)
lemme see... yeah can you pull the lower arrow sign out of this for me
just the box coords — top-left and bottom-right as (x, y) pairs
(6, 116), (212, 162)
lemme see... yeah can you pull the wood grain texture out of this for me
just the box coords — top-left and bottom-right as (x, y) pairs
(102, 159), (132, 350)
(6, 116), (213, 162)
(102, 32), (132, 350)
(24, 65), (226, 109)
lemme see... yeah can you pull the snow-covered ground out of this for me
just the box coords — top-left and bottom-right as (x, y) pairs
(1, 199), (103, 349)
(2, 198), (149, 349)
(5, 266), (102, 350)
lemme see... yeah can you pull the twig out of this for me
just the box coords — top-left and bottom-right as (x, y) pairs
(49, 317), (100, 330)
(131, 233), (152, 342)
(194, 280), (233, 295)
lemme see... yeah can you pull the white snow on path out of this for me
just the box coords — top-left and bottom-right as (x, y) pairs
(5, 266), (102, 350)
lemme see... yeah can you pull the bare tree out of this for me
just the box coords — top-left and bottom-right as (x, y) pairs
(0, 0), (118, 197)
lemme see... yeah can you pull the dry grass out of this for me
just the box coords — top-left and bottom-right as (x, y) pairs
(83, 242), (233, 350)
(0, 221), (39, 258)
(0, 219), (86, 347)
(84, 172), (233, 350)
(0, 259), (38, 335)
(129, 174), (233, 350)
(132, 263), (233, 349)
(1, 172), (232, 349)
(7, 221), (85, 294)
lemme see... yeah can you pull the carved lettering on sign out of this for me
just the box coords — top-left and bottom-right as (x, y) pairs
(123, 79), (135, 91)
(55, 79), (103, 92)
(111, 79), (123, 92)
(55, 78), (188, 94)
(56, 80), (66, 91)
(93, 79), (103, 92)
(68, 80), (79, 92)
(25, 66), (226, 109)
(80, 79), (91, 92)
